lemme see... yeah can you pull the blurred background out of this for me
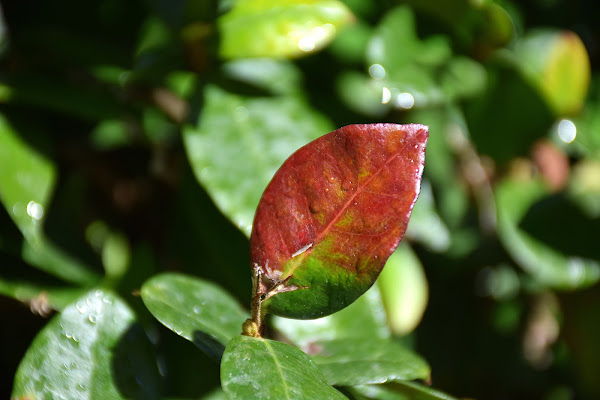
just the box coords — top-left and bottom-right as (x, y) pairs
(1, 0), (600, 399)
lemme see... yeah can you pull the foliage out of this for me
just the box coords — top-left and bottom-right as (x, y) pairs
(2, 0), (600, 399)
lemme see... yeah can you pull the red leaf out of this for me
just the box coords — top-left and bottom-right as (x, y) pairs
(250, 123), (428, 318)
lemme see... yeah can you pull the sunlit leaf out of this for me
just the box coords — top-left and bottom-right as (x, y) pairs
(184, 84), (333, 236)
(515, 29), (590, 116)
(251, 123), (428, 318)
(377, 243), (428, 335)
(12, 289), (160, 399)
(218, 0), (354, 59)
(141, 272), (248, 360)
(221, 335), (347, 399)
(311, 337), (430, 386)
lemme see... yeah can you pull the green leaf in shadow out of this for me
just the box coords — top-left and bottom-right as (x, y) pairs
(0, 114), (99, 285)
(12, 289), (160, 399)
(351, 381), (457, 400)
(310, 338), (431, 386)
(272, 284), (390, 349)
(221, 335), (347, 399)
(496, 178), (600, 289)
(141, 272), (249, 360)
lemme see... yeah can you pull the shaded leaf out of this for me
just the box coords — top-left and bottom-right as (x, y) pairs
(351, 381), (457, 400)
(141, 272), (248, 360)
(218, 0), (354, 59)
(12, 289), (160, 399)
(251, 123), (428, 318)
(184, 84), (333, 236)
(0, 114), (98, 285)
(272, 284), (390, 349)
(495, 178), (600, 289)
(377, 243), (428, 335)
(221, 335), (347, 400)
(311, 338), (430, 386)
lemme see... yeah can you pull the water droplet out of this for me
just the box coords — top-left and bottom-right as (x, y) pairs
(369, 64), (386, 80)
(329, 176), (335, 182)
(26, 200), (44, 220)
(557, 119), (576, 143)
(193, 306), (201, 314)
(395, 92), (415, 109)
(88, 313), (98, 323)
(76, 301), (87, 314)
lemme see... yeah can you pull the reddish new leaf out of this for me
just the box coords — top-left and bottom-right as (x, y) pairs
(250, 123), (428, 319)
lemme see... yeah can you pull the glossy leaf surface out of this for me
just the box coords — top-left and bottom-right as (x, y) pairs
(141, 272), (248, 360)
(12, 289), (160, 399)
(221, 335), (347, 400)
(251, 123), (428, 318)
(311, 338), (430, 386)
(184, 84), (333, 236)
(218, 0), (354, 59)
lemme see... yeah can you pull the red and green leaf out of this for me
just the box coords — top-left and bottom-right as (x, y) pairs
(250, 123), (428, 319)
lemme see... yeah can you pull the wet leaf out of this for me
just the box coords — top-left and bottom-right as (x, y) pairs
(184, 84), (333, 236)
(141, 272), (248, 360)
(218, 0), (354, 59)
(12, 289), (160, 399)
(495, 178), (600, 289)
(221, 335), (347, 400)
(311, 337), (430, 386)
(251, 123), (428, 318)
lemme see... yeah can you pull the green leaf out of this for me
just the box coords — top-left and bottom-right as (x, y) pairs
(272, 284), (390, 349)
(364, 6), (486, 109)
(221, 335), (347, 400)
(405, 180), (450, 252)
(310, 338), (430, 386)
(184, 84), (333, 236)
(514, 29), (590, 116)
(218, 0), (354, 59)
(251, 124), (428, 318)
(0, 114), (98, 285)
(222, 58), (302, 95)
(0, 114), (55, 240)
(495, 178), (600, 289)
(351, 381), (457, 400)
(377, 243), (429, 336)
(141, 272), (248, 360)
(12, 289), (160, 399)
